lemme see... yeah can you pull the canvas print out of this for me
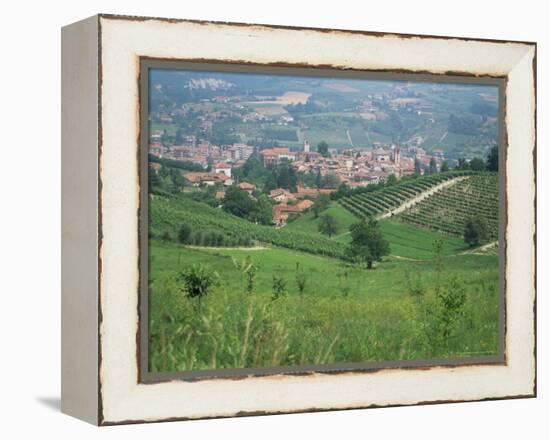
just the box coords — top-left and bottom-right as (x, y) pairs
(146, 67), (501, 374)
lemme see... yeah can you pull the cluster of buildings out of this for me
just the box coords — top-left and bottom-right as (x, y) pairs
(150, 130), (447, 225)
(149, 131), (254, 169)
(258, 140), (434, 188)
(268, 186), (335, 226)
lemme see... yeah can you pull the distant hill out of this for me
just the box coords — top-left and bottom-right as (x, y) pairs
(149, 68), (499, 160)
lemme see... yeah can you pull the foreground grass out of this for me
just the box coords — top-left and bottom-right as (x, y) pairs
(149, 240), (500, 372)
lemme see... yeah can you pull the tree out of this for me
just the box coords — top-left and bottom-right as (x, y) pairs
(441, 161), (450, 172)
(179, 264), (218, 308)
(178, 224), (192, 244)
(333, 183), (351, 199)
(295, 262), (307, 296)
(346, 219), (390, 269)
(436, 276), (467, 339)
(317, 141), (329, 157)
(414, 158), (422, 175)
(386, 174), (398, 186)
(264, 171), (277, 193)
(312, 193), (331, 218)
(321, 172), (341, 189)
(318, 214), (338, 237)
(272, 276), (287, 300)
(469, 157), (486, 171)
(249, 195), (273, 225)
(315, 169), (322, 189)
(486, 145), (498, 172)
(428, 158), (438, 174)
(222, 186), (255, 219)
(456, 157), (469, 170)
(464, 216), (488, 247)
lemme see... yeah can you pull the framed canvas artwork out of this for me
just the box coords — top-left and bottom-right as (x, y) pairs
(61, 14), (536, 425)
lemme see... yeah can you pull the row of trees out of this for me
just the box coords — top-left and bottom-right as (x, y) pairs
(160, 223), (254, 248)
(455, 145), (499, 172)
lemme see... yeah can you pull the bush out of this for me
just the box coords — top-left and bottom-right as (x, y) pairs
(192, 231), (203, 246)
(178, 224), (192, 244)
(179, 264), (218, 303)
(272, 276), (287, 300)
(464, 216), (488, 247)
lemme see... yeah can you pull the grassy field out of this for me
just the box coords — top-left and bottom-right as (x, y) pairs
(149, 239), (499, 372)
(286, 202), (358, 236)
(148, 188), (499, 373)
(286, 202), (468, 259)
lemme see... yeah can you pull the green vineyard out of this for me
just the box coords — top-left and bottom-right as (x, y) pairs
(338, 171), (473, 219)
(150, 195), (348, 259)
(398, 173), (499, 240)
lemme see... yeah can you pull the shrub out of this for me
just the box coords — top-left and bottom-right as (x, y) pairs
(464, 216), (488, 247)
(272, 276), (287, 300)
(178, 224), (192, 244)
(295, 263), (307, 296)
(215, 233), (225, 247)
(436, 276), (467, 339)
(179, 264), (218, 306)
(192, 231), (203, 246)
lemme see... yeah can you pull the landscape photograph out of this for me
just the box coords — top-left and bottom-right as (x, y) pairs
(146, 67), (501, 373)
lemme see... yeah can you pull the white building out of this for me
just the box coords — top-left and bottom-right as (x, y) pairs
(214, 162), (232, 178)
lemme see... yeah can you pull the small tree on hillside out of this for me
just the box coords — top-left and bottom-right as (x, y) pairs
(436, 276), (467, 339)
(312, 193), (331, 218)
(486, 145), (499, 172)
(456, 158), (469, 170)
(318, 214), (338, 238)
(428, 158), (438, 174)
(295, 262), (307, 296)
(223, 185), (255, 219)
(321, 172), (341, 189)
(464, 216), (488, 247)
(317, 141), (330, 158)
(469, 157), (486, 171)
(178, 224), (192, 244)
(272, 276), (287, 300)
(386, 174), (398, 186)
(414, 158), (422, 175)
(346, 218), (390, 269)
(441, 161), (450, 172)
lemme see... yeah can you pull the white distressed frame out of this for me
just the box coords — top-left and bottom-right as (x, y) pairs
(68, 15), (537, 425)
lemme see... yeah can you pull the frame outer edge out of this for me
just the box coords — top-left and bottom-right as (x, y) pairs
(95, 16), (537, 425)
(61, 14), (100, 425)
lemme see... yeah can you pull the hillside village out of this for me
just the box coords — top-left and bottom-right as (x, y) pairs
(149, 133), (449, 225)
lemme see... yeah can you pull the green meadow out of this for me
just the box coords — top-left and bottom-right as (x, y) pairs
(148, 203), (500, 372)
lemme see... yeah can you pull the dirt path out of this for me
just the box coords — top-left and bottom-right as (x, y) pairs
(346, 130), (354, 147)
(187, 245), (268, 251)
(460, 241), (498, 255)
(378, 176), (469, 220)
